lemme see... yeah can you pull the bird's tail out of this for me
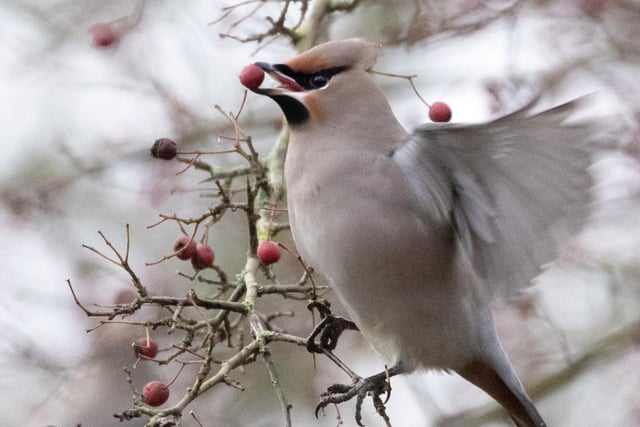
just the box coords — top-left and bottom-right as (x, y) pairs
(455, 338), (546, 427)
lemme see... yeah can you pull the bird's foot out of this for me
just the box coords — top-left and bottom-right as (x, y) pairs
(306, 302), (399, 425)
(306, 300), (359, 354)
(316, 365), (401, 426)
(306, 301), (361, 378)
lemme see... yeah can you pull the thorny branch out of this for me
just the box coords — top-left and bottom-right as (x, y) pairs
(71, 87), (322, 427)
(214, 0), (311, 47)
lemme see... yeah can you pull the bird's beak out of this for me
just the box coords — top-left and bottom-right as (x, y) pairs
(252, 62), (304, 95)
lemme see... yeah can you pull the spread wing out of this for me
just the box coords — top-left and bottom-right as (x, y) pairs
(392, 99), (594, 300)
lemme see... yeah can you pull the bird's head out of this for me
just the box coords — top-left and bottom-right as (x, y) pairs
(249, 39), (393, 130)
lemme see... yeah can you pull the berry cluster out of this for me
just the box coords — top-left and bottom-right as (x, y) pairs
(173, 236), (215, 270)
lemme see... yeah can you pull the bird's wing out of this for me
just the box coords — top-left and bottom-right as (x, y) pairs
(392, 98), (593, 300)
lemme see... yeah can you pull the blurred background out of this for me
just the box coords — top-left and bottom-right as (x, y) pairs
(1, 1), (639, 426)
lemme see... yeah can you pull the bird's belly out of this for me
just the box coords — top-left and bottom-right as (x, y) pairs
(290, 195), (482, 371)
(334, 258), (481, 371)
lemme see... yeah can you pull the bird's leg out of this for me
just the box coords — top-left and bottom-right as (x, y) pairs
(306, 301), (360, 378)
(306, 301), (402, 425)
(306, 300), (359, 353)
(315, 364), (404, 427)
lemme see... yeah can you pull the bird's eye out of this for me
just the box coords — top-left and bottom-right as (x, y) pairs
(309, 74), (329, 89)
(300, 67), (345, 90)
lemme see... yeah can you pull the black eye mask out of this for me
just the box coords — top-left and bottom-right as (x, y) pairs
(272, 64), (347, 91)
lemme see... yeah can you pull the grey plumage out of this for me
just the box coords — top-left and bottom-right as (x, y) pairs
(249, 38), (599, 427)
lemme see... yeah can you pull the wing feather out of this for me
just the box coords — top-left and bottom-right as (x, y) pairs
(393, 98), (594, 300)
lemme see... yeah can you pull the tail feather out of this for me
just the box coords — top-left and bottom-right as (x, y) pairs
(456, 355), (546, 427)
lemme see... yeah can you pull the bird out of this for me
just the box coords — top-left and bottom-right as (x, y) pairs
(246, 38), (597, 427)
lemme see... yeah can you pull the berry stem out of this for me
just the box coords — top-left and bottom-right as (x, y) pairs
(369, 69), (431, 109)
(167, 363), (187, 388)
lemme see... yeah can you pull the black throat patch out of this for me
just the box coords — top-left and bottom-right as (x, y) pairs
(270, 95), (310, 126)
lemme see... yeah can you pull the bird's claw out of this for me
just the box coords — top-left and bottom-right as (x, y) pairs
(306, 301), (358, 354)
(314, 371), (393, 426)
(307, 302), (395, 425)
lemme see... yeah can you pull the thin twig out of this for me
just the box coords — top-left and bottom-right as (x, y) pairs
(369, 69), (432, 109)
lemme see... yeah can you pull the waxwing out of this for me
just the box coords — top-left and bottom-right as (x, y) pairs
(247, 38), (597, 427)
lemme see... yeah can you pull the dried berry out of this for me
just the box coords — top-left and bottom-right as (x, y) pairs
(150, 138), (178, 160)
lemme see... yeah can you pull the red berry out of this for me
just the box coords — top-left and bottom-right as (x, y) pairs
(89, 23), (118, 48)
(151, 138), (178, 160)
(173, 236), (197, 260)
(429, 102), (452, 122)
(134, 337), (158, 359)
(239, 64), (265, 90)
(191, 244), (215, 269)
(142, 381), (169, 407)
(257, 241), (281, 265)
